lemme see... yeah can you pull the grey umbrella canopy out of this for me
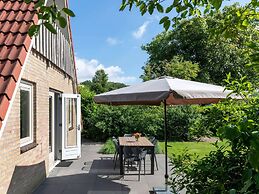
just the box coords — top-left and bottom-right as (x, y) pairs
(94, 76), (239, 185)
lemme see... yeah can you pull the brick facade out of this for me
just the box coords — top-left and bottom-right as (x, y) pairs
(0, 50), (77, 194)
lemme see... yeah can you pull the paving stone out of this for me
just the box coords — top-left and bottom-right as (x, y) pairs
(33, 139), (175, 194)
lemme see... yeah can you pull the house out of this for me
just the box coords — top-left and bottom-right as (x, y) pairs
(0, 0), (81, 193)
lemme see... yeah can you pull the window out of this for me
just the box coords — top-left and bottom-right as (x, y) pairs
(67, 99), (72, 129)
(20, 82), (33, 146)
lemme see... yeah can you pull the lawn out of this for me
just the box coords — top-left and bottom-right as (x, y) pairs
(99, 138), (229, 159)
(159, 140), (229, 159)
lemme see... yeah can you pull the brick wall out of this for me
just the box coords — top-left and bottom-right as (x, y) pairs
(0, 50), (77, 194)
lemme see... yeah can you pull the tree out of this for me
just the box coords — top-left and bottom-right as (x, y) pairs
(106, 82), (127, 91)
(141, 56), (200, 81)
(79, 85), (96, 137)
(81, 79), (126, 92)
(91, 69), (109, 94)
(120, 0), (259, 70)
(120, 0), (258, 32)
(141, 7), (259, 84)
(23, 0), (258, 70)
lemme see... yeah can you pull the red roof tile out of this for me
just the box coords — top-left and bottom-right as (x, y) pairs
(0, 60), (22, 81)
(0, 21), (32, 34)
(0, 0), (37, 128)
(0, 10), (36, 22)
(0, 33), (31, 50)
(0, 76), (16, 100)
(0, 95), (10, 122)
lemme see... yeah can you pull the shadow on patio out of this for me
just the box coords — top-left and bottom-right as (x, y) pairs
(34, 173), (130, 194)
(34, 140), (165, 194)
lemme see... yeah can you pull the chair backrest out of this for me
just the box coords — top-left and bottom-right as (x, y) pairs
(149, 137), (157, 145)
(124, 134), (132, 137)
(123, 146), (134, 158)
(112, 137), (119, 152)
(138, 149), (147, 160)
(152, 138), (157, 146)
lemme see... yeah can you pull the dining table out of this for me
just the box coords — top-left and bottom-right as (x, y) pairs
(118, 136), (155, 175)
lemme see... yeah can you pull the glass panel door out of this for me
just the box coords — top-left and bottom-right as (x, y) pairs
(49, 92), (55, 169)
(65, 98), (77, 147)
(61, 94), (81, 160)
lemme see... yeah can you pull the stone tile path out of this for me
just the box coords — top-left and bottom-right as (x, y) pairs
(33, 140), (171, 194)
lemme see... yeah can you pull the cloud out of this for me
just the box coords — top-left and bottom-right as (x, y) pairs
(106, 37), (122, 46)
(132, 21), (150, 39)
(76, 56), (136, 84)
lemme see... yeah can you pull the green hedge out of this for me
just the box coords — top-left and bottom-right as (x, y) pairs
(80, 86), (207, 142)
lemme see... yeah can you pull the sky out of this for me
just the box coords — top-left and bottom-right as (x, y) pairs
(69, 1), (165, 84)
(69, 0), (248, 85)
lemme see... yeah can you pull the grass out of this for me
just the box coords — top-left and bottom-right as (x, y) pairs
(99, 138), (228, 158)
(159, 140), (229, 159)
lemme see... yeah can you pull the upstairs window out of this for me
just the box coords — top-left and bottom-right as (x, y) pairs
(20, 82), (33, 146)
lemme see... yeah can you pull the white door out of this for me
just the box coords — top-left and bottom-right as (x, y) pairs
(61, 94), (81, 160)
(49, 92), (55, 169)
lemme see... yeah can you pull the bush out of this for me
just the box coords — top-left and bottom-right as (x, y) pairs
(170, 144), (248, 194)
(98, 138), (116, 154)
(79, 86), (206, 142)
(88, 105), (164, 141)
(79, 85), (96, 137)
(86, 104), (204, 142)
(170, 77), (259, 193)
(167, 105), (205, 141)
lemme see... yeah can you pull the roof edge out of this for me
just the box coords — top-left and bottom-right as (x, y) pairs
(65, 0), (78, 93)
(0, 36), (35, 138)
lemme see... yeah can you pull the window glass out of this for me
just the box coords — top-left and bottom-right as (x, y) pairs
(49, 95), (53, 152)
(20, 82), (33, 146)
(65, 98), (77, 147)
(20, 89), (30, 139)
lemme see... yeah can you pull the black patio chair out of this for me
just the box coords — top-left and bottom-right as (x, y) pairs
(123, 146), (147, 181)
(148, 137), (159, 170)
(112, 137), (120, 169)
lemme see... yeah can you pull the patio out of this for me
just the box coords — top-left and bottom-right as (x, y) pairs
(33, 139), (178, 194)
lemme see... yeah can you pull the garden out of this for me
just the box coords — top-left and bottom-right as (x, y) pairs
(23, 0), (259, 193)
(77, 3), (259, 194)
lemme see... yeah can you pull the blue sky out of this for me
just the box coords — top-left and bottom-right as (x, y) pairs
(69, 0), (247, 85)
(69, 0), (165, 84)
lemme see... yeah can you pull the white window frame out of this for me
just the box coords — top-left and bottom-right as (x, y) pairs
(20, 81), (34, 147)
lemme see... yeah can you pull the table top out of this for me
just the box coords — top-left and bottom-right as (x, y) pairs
(118, 136), (154, 147)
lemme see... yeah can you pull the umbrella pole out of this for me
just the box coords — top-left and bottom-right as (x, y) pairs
(164, 100), (169, 188)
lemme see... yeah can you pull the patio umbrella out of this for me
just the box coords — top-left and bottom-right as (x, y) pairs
(94, 76), (239, 186)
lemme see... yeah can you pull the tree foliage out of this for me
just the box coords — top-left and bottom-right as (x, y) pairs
(81, 69), (126, 94)
(141, 56), (200, 81)
(79, 85), (96, 138)
(83, 103), (203, 142)
(121, 0), (259, 74)
(171, 145), (248, 193)
(141, 6), (259, 84)
(120, 0), (259, 33)
(81, 80), (126, 93)
(24, 0), (75, 37)
(91, 69), (109, 94)
(170, 77), (259, 193)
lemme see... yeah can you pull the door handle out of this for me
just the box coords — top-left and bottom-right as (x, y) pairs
(77, 125), (81, 131)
